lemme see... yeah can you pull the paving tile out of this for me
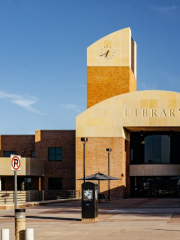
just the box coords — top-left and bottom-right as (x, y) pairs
(1, 198), (180, 240)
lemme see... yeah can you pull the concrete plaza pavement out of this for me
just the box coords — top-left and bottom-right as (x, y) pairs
(0, 198), (180, 240)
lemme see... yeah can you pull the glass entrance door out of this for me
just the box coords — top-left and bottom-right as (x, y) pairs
(131, 177), (179, 197)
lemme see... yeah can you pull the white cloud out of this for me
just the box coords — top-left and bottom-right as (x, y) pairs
(138, 82), (157, 91)
(150, 5), (177, 15)
(0, 90), (42, 114)
(62, 104), (81, 113)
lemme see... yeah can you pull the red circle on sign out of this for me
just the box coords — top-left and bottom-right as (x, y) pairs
(11, 156), (21, 170)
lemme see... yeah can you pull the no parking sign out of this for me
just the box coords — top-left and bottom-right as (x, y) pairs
(10, 154), (21, 171)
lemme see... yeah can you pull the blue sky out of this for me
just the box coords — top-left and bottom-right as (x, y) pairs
(0, 0), (180, 134)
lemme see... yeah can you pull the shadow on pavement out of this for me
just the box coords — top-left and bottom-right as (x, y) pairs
(2, 215), (81, 221)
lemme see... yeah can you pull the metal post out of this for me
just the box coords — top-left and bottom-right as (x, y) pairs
(106, 148), (112, 201)
(83, 142), (85, 183)
(108, 152), (110, 201)
(81, 138), (88, 183)
(14, 171), (17, 209)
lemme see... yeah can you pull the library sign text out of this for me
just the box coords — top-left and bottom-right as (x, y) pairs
(124, 109), (180, 118)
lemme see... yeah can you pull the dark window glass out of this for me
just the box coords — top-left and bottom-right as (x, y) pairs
(130, 133), (144, 164)
(48, 147), (62, 161)
(18, 177), (31, 190)
(170, 133), (180, 164)
(48, 178), (62, 190)
(4, 151), (17, 157)
(130, 131), (177, 164)
(144, 135), (170, 164)
(130, 176), (179, 198)
(31, 151), (35, 158)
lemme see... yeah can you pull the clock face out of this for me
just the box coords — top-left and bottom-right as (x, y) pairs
(100, 45), (115, 60)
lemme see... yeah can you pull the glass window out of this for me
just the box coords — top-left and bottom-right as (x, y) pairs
(4, 151), (17, 157)
(48, 178), (62, 190)
(48, 147), (62, 161)
(31, 151), (35, 158)
(130, 131), (175, 164)
(170, 133), (180, 164)
(130, 133), (144, 164)
(145, 135), (170, 164)
(17, 177), (31, 190)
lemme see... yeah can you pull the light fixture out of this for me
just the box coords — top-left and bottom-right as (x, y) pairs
(81, 138), (88, 142)
(140, 130), (144, 137)
(106, 148), (112, 201)
(106, 148), (112, 152)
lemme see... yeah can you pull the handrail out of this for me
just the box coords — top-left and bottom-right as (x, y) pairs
(0, 190), (81, 203)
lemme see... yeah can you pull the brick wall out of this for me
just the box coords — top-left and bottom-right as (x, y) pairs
(0, 135), (35, 157)
(87, 66), (136, 108)
(31, 177), (42, 190)
(35, 130), (75, 191)
(4, 177), (14, 190)
(76, 137), (127, 198)
(125, 140), (130, 197)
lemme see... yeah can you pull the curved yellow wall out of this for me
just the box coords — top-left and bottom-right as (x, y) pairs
(77, 90), (180, 138)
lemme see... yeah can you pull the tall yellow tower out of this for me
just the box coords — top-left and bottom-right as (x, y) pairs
(87, 27), (137, 108)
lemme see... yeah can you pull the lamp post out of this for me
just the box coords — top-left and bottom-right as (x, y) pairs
(81, 138), (88, 183)
(106, 148), (112, 201)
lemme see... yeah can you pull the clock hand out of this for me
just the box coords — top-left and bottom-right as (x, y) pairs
(100, 52), (106, 56)
(100, 50), (110, 57)
(105, 50), (110, 57)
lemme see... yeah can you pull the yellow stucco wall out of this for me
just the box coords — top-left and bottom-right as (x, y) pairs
(77, 90), (180, 139)
(0, 157), (44, 176)
(87, 27), (133, 68)
(87, 27), (137, 108)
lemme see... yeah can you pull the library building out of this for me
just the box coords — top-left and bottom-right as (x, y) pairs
(1, 28), (180, 200)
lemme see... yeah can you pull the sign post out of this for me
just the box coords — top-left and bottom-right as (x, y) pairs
(10, 154), (21, 209)
(10, 155), (26, 240)
(14, 171), (17, 209)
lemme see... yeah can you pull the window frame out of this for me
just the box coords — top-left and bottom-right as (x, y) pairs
(31, 151), (35, 158)
(3, 151), (17, 157)
(48, 147), (62, 161)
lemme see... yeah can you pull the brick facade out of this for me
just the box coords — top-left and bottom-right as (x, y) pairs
(35, 130), (75, 191)
(4, 177), (14, 190)
(125, 140), (130, 197)
(31, 177), (42, 190)
(0, 131), (76, 192)
(0, 135), (35, 157)
(87, 66), (136, 108)
(76, 137), (128, 198)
